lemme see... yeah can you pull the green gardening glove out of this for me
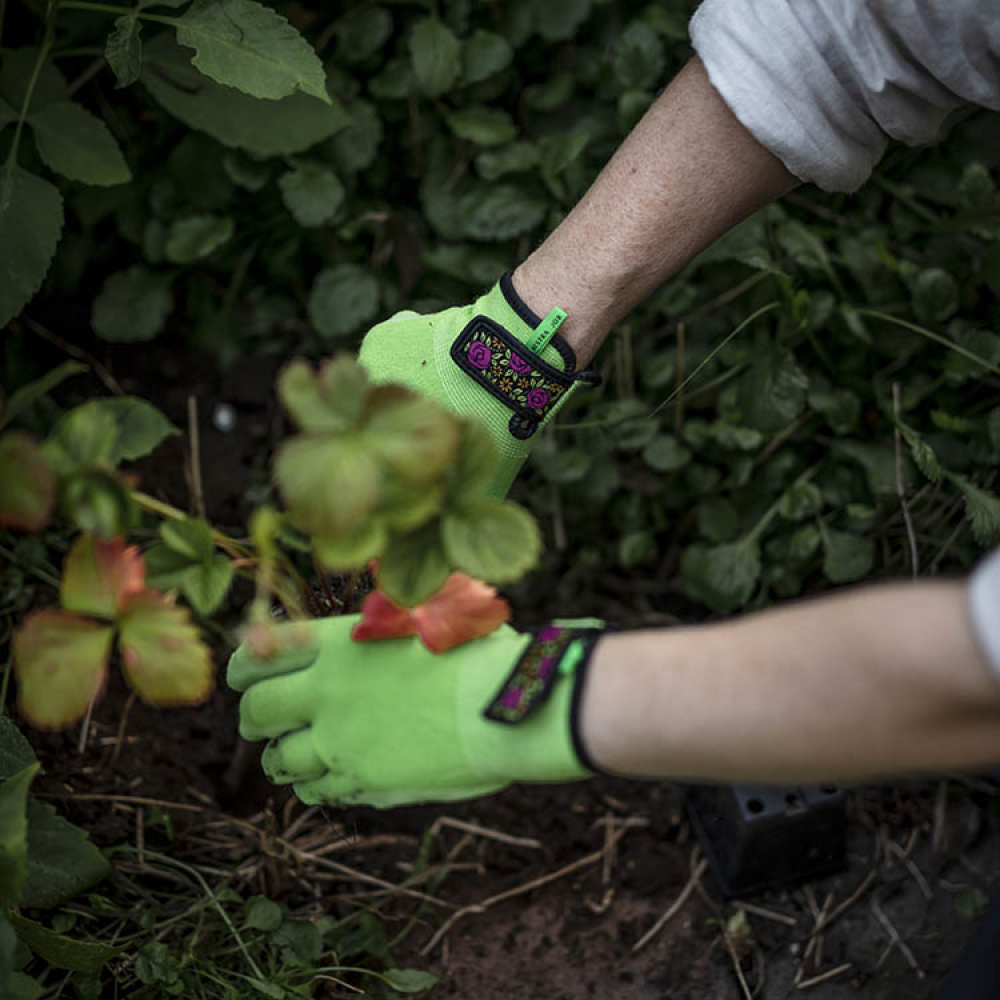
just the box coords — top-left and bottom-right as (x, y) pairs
(358, 273), (600, 499)
(227, 615), (605, 808)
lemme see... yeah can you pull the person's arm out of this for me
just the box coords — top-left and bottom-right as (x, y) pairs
(580, 575), (1000, 784)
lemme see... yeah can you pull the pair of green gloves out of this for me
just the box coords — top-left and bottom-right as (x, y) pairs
(228, 275), (609, 808)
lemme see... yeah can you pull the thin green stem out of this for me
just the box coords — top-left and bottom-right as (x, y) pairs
(131, 492), (252, 560)
(0, 542), (61, 587)
(856, 308), (1000, 376)
(58, 1), (177, 26)
(747, 462), (820, 545)
(0, 656), (12, 715)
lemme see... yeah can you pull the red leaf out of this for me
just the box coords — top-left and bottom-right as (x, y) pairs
(0, 431), (55, 532)
(61, 534), (146, 620)
(412, 573), (510, 653)
(352, 590), (418, 642)
(13, 610), (113, 730)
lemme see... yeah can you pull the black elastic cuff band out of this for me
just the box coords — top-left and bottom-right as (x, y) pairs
(499, 271), (578, 374)
(568, 635), (617, 777)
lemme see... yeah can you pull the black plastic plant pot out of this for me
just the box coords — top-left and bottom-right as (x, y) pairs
(685, 783), (847, 898)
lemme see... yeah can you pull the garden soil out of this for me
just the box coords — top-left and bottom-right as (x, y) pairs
(23, 344), (1000, 999)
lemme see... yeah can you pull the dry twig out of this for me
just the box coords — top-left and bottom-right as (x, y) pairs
(633, 854), (708, 953)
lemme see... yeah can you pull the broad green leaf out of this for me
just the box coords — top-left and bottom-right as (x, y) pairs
(277, 356), (369, 433)
(446, 417), (498, 499)
(740, 343), (808, 432)
(0, 432), (55, 532)
(175, 0), (329, 102)
(53, 397), (179, 466)
(475, 141), (539, 181)
(118, 591), (214, 705)
(1, 361), (86, 430)
(525, 72), (574, 111)
(642, 435), (690, 472)
(612, 22), (664, 91)
(912, 267), (958, 324)
(142, 36), (348, 156)
(537, 448), (591, 484)
(61, 533), (145, 619)
(222, 150), (273, 190)
(106, 15), (143, 88)
(329, 99), (383, 174)
(445, 106), (516, 147)
(337, 6), (392, 64)
(901, 424), (941, 483)
(834, 439), (914, 495)
(60, 468), (137, 539)
(165, 214), (233, 263)
(539, 130), (589, 200)
(162, 517), (215, 561)
(134, 940), (182, 988)
(820, 525), (873, 584)
(460, 183), (547, 241)
(409, 18), (461, 98)
(381, 968), (438, 994)
(145, 546), (233, 615)
(10, 915), (118, 971)
(278, 161), (345, 227)
(377, 521), (451, 607)
(0, 166), (63, 329)
(13, 612), (113, 729)
(92, 266), (173, 342)
(0, 914), (15, 982)
(778, 481), (823, 521)
(441, 499), (541, 584)
(681, 537), (761, 613)
(378, 476), (443, 534)
(535, 0), (591, 41)
(0, 763), (37, 907)
(244, 895), (283, 931)
(43, 404), (118, 476)
(0, 49), (69, 112)
(706, 421), (763, 452)
(368, 56), (414, 100)
(0, 717), (36, 781)
(20, 798), (111, 909)
(697, 496), (741, 543)
(618, 530), (656, 568)
(308, 263), (379, 339)
(4, 972), (44, 1000)
(29, 101), (131, 186)
(313, 517), (388, 570)
(362, 386), (462, 485)
(948, 473), (1000, 546)
(462, 30), (513, 84)
(275, 435), (381, 537)
(808, 386), (860, 434)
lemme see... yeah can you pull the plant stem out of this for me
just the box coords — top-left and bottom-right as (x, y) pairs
(0, 542), (61, 588)
(0, 657), (12, 715)
(131, 492), (250, 560)
(58, 1), (177, 26)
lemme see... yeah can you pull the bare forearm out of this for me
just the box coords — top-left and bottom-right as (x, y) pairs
(513, 57), (797, 367)
(580, 581), (1000, 783)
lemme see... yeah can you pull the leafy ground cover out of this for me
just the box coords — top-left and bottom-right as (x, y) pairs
(2, 0), (999, 996)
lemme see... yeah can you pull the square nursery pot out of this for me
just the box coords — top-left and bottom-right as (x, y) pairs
(685, 783), (847, 898)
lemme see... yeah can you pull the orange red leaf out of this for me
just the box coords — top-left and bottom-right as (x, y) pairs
(61, 533), (146, 620)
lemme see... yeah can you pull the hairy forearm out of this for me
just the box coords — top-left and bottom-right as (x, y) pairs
(513, 57), (798, 367)
(580, 581), (1000, 783)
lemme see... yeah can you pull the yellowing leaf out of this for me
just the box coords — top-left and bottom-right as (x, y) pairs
(118, 592), (214, 706)
(13, 612), (113, 729)
(60, 534), (145, 620)
(0, 431), (55, 532)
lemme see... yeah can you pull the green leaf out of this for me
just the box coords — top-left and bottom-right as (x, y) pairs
(0, 717), (37, 781)
(441, 500), (540, 584)
(697, 496), (741, 543)
(820, 525), (873, 584)
(106, 15), (143, 88)
(954, 886), (989, 922)
(0, 432), (55, 532)
(536, 447), (591, 484)
(0, 763), (37, 907)
(409, 18), (461, 98)
(4, 972), (44, 1000)
(947, 473), (1000, 546)
(10, 914), (118, 972)
(145, 547), (233, 615)
(59, 469), (137, 539)
(329, 99), (383, 174)
(337, 6), (392, 64)
(462, 30), (513, 84)
(118, 591), (214, 706)
(446, 417), (498, 499)
(368, 56), (414, 100)
(20, 798), (111, 909)
(535, 0), (591, 41)
(618, 529), (656, 568)
(612, 22), (664, 91)
(460, 184), (547, 241)
(538, 130), (589, 200)
(912, 267), (959, 324)
(54, 397), (179, 465)
(0, 167), (64, 329)
(175, 0), (329, 102)
(43, 404), (118, 476)
(134, 941), (181, 987)
(13, 612), (114, 729)
(834, 439), (914, 495)
(778, 481), (822, 521)
(313, 518), (388, 570)
(475, 141), (539, 181)
(244, 895), (283, 932)
(740, 343), (809, 432)
(277, 356), (369, 433)
(378, 522), (451, 607)
(900, 424), (941, 483)
(1, 361), (87, 430)
(92, 266), (173, 342)
(681, 537), (761, 613)
(142, 36), (348, 156)
(308, 263), (379, 339)
(381, 968), (438, 994)
(29, 102), (130, 186)
(222, 150), (272, 190)
(165, 214), (233, 263)
(0, 914), (15, 982)
(445, 106), (516, 146)
(161, 517), (214, 561)
(0, 49), (69, 113)
(642, 435), (690, 472)
(278, 161), (344, 227)
(808, 386), (860, 434)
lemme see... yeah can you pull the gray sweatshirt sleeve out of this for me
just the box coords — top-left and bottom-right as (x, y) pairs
(970, 548), (1000, 688)
(689, 0), (1000, 192)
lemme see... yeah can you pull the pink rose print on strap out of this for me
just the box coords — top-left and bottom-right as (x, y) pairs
(526, 387), (550, 410)
(468, 341), (492, 369)
(508, 353), (532, 374)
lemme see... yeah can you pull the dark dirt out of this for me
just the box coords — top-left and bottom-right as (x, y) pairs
(15, 338), (1000, 998)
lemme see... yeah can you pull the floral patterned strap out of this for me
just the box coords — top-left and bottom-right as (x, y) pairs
(483, 626), (602, 726)
(451, 317), (596, 440)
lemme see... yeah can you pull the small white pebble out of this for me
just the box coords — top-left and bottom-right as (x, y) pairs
(213, 402), (236, 432)
(789, 942), (800, 956)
